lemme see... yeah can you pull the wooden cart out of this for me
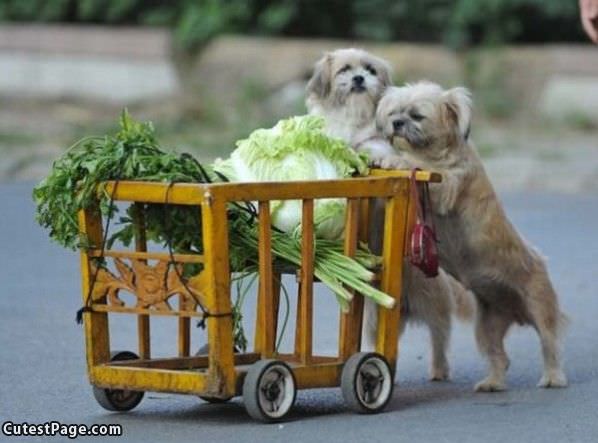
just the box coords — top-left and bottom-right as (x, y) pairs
(78, 169), (440, 422)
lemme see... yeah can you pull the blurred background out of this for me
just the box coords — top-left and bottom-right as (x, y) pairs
(1, 0), (597, 191)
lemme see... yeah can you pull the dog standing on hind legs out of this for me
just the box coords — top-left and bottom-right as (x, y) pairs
(306, 48), (474, 381)
(376, 81), (568, 391)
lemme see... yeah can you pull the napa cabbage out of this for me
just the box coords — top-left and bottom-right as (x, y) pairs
(213, 115), (368, 239)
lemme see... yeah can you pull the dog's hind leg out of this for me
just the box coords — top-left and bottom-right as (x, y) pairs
(362, 298), (378, 351)
(428, 316), (451, 381)
(524, 274), (568, 388)
(417, 275), (452, 381)
(402, 269), (452, 380)
(474, 306), (512, 392)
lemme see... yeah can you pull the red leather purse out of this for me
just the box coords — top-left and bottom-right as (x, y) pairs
(409, 169), (439, 277)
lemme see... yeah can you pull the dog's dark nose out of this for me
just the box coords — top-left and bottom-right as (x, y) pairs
(393, 119), (405, 130)
(353, 75), (364, 85)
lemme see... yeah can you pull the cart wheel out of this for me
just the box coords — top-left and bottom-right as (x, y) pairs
(243, 360), (296, 422)
(341, 352), (393, 414)
(92, 351), (144, 412)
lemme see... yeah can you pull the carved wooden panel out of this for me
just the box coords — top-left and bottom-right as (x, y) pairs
(90, 258), (207, 313)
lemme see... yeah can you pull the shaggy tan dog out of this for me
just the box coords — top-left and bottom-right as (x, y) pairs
(376, 81), (568, 391)
(307, 50), (474, 381)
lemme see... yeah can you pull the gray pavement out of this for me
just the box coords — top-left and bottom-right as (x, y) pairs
(1, 182), (597, 442)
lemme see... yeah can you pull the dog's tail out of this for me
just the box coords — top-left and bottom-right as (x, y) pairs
(446, 273), (476, 322)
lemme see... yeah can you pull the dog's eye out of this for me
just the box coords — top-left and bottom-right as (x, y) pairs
(410, 111), (425, 121)
(365, 64), (377, 76)
(337, 64), (351, 75)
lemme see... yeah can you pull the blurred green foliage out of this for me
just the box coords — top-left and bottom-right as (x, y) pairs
(0, 0), (585, 49)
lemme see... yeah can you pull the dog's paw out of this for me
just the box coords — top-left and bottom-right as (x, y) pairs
(474, 377), (507, 392)
(379, 155), (407, 170)
(537, 369), (568, 388)
(367, 155), (388, 168)
(430, 367), (450, 382)
(430, 361), (450, 381)
(368, 158), (383, 168)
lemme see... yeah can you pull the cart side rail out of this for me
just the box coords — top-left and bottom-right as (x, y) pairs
(100, 169), (440, 204)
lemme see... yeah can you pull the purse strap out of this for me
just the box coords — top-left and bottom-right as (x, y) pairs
(410, 168), (436, 231)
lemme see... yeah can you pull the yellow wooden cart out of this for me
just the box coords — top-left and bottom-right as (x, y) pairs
(78, 169), (439, 422)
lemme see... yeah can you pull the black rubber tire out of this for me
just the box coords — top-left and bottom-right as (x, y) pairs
(92, 351), (145, 412)
(243, 360), (296, 422)
(341, 352), (394, 414)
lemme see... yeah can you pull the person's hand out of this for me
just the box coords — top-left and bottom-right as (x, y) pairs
(580, 0), (598, 43)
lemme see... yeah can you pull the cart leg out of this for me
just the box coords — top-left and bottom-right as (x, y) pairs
(376, 185), (410, 373)
(79, 206), (111, 367)
(202, 198), (236, 397)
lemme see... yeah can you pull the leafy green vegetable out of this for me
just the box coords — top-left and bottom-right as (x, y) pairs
(213, 115), (369, 239)
(33, 110), (213, 253)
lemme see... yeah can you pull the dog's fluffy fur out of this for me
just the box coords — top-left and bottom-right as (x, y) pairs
(306, 48), (397, 167)
(306, 49), (474, 381)
(376, 81), (568, 391)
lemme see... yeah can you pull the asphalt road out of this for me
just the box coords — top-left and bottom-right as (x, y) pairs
(1, 182), (597, 443)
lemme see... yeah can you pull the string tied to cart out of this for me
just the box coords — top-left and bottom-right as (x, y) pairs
(76, 176), (122, 325)
(76, 159), (246, 328)
(162, 180), (233, 329)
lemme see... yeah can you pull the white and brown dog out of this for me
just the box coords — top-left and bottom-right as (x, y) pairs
(306, 48), (397, 167)
(376, 81), (568, 391)
(306, 49), (473, 381)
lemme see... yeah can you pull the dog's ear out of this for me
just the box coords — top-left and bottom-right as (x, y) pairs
(306, 53), (333, 99)
(375, 98), (386, 133)
(375, 89), (394, 135)
(373, 57), (393, 89)
(443, 87), (472, 140)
